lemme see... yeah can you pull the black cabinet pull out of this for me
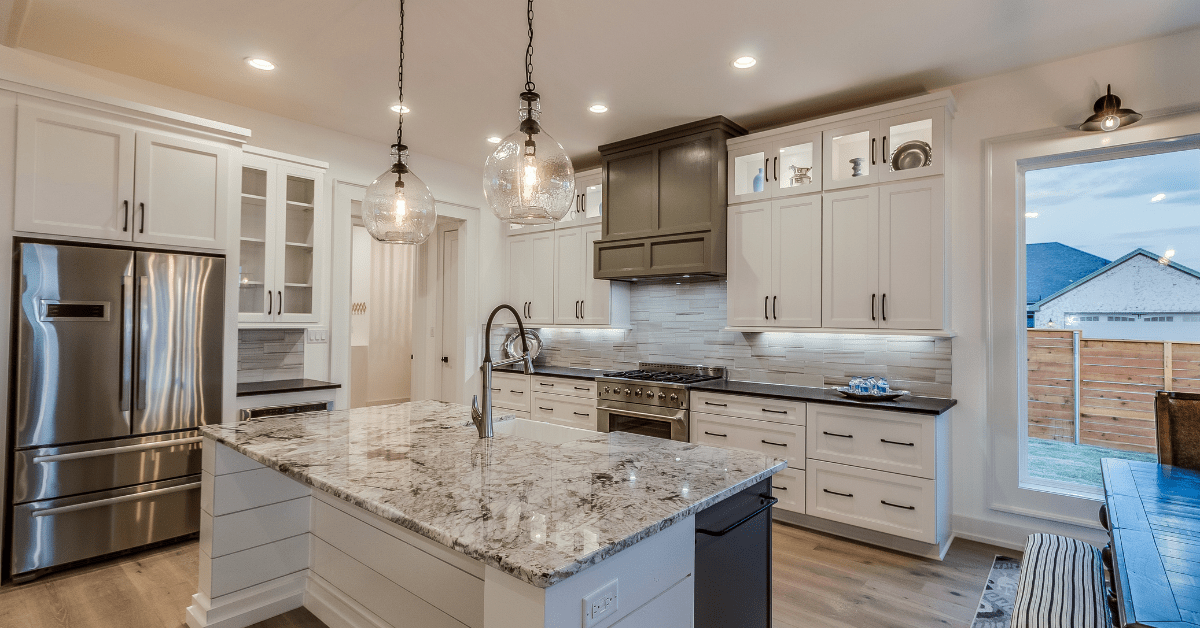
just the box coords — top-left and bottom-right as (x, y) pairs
(772, 485), (787, 491)
(823, 488), (853, 498)
(772, 295), (777, 320)
(871, 293), (876, 321)
(761, 440), (787, 447)
(870, 138), (876, 165)
(697, 495), (778, 536)
(267, 290), (272, 315)
(882, 135), (888, 164)
(539, 406), (554, 411)
(491, 387), (501, 392)
(574, 386), (589, 391)
(764, 295), (769, 320)
(764, 157), (770, 182)
(823, 431), (853, 439)
(510, 390), (524, 394)
(277, 291), (282, 315)
(705, 402), (727, 407)
(580, 300), (584, 319)
(773, 156), (779, 181)
(540, 382), (554, 387)
(881, 500), (915, 511)
(573, 412), (590, 417)
(139, 202), (146, 233)
(881, 438), (914, 447)
(762, 408), (787, 414)
(703, 431), (728, 438)
(441, 356), (449, 363)
(122, 200), (129, 232)
(882, 293), (887, 321)
(577, 300), (581, 319)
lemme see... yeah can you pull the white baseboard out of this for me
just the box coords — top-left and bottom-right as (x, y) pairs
(304, 571), (392, 628)
(774, 510), (953, 560)
(185, 571), (307, 628)
(950, 513), (1108, 553)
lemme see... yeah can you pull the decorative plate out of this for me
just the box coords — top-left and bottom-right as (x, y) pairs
(502, 329), (543, 361)
(834, 387), (909, 402)
(890, 140), (932, 171)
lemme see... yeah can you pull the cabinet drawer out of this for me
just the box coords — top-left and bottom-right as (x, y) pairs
(691, 391), (805, 426)
(692, 413), (804, 470)
(494, 410), (529, 421)
(531, 376), (596, 399)
(770, 469), (805, 514)
(807, 405), (936, 479)
(806, 460), (936, 543)
(490, 372), (530, 412)
(531, 392), (597, 431)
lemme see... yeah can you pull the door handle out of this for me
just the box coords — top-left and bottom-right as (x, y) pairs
(881, 438), (915, 447)
(696, 496), (778, 536)
(823, 431), (853, 439)
(32, 437), (203, 464)
(823, 488), (853, 498)
(277, 290), (282, 315)
(441, 356), (449, 363)
(267, 290), (272, 315)
(31, 481), (201, 518)
(122, 200), (129, 232)
(120, 275), (134, 413)
(881, 500), (915, 511)
(870, 138), (876, 165)
(773, 295), (777, 320)
(136, 276), (149, 410)
(882, 293), (887, 321)
(871, 293), (876, 321)
(139, 202), (146, 234)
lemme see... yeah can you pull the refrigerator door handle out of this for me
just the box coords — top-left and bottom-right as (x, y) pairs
(31, 437), (203, 464)
(136, 276), (149, 411)
(30, 481), (201, 518)
(121, 276), (134, 413)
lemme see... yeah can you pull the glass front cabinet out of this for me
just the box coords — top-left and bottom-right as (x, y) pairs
(823, 108), (944, 191)
(238, 150), (327, 325)
(509, 167), (602, 234)
(728, 131), (822, 204)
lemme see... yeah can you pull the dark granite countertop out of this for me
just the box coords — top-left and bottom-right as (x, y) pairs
(690, 380), (956, 416)
(236, 379), (342, 397)
(493, 364), (609, 380)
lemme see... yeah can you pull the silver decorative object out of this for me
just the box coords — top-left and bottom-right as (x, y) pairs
(849, 157), (866, 177)
(890, 140), (932, 171)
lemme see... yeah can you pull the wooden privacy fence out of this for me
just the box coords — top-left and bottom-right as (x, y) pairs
(1027, 329), (1200, 453)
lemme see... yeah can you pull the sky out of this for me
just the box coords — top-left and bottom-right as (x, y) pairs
(1025, 149), (1200, 268)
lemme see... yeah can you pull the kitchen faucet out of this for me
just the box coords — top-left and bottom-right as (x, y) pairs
(471, 304), (535, 438)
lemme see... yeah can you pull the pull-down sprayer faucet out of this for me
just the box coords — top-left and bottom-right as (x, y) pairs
(471, 304), (535, 438)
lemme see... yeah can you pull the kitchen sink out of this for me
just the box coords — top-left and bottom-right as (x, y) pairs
(493, 418), (594, 445)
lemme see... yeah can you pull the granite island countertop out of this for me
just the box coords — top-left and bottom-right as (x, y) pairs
(199, 400), (784, 588)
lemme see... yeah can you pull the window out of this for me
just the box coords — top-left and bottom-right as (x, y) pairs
(1108, 316), (1135, 322)
(1146, 316), (1174, 322)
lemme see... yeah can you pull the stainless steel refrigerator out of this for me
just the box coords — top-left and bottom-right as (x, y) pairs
(7, 241), (224, 582)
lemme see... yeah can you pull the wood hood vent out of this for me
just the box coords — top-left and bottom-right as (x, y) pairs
(594, 116), (746, 281)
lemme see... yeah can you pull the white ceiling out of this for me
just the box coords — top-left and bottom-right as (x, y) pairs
(8, 0), (1200, 169)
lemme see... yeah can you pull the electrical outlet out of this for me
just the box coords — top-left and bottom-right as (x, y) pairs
(306, 328), (328, 344)
(582, 579), (619, 627)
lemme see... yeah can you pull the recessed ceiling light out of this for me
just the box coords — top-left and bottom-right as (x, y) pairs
(390, 104), (410, 114)
(487, 136), (502, 144)
(1151, 193), (1166, 203)
(245, 58), (275, 71)
(589, 104), (608, 114)
(732, 56), (757, 69)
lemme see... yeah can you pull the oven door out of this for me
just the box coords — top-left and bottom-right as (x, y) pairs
(598, 401), (689, 442)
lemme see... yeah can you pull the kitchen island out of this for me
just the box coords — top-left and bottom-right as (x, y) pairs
(187, 400), (784, 628)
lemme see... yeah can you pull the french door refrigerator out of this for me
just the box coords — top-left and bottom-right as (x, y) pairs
(7, 241), (224, 582)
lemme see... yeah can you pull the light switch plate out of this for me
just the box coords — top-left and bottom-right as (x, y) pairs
(582, 578), (619, 627)
(307, 328), (328, 344)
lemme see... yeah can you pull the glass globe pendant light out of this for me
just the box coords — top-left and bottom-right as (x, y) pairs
(483, 0), (575, 225)
(363, 0), (436, 244)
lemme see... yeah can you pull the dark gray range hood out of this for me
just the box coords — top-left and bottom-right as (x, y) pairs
(593, 116), (747, 281)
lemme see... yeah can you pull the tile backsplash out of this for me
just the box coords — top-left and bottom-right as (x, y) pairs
(238, 329), (305, 383)
(495, 279), (952, 397)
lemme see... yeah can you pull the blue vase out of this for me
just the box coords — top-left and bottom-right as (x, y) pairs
(752, 168), (764, 193)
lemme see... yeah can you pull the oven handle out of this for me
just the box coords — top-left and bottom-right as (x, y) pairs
(601, 406), (686, 423)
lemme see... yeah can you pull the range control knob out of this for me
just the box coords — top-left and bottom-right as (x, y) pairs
(603, 386), (610, 394)
(658, 392), (666, 400)
(669, 393), (679, 404)
(624, 388), (631, 396)
(635, 388), (643, 397)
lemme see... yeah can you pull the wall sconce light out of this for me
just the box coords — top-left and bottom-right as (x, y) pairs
(1079, 84), (1142, 132)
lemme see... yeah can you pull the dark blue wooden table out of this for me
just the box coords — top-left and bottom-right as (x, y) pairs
(1102, 458), (1200, 627)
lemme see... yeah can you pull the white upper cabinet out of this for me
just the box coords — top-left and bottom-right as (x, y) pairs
(554, 227), (586, 322)
(727, 196), (822, 329)
(14, 106), (136, 241)
(133, 131), (230, 249)
(727, 201), (774, 325)
(729, 131), (822, 204)
(509, 168), (601, 234)
(823, 120), (880, 191)
(822, 188), (880, 328)
(510, 223), (628, 327)
(877, 109), (945, 183)
(13, 100), (233, 250)
(508, 230), (555, 325)
(237, 150), (327, 325)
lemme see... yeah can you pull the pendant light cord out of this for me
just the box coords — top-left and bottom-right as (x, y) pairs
(524, 0), (535, 93)
(395, 0), (405, 149)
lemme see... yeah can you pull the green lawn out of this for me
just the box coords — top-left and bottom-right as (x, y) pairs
(1028, 438), (1157, 488)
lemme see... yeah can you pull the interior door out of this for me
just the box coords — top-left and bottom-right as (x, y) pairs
(554, 228), (585, 323)
(773, 195), (822, 328)
(133, 131), (230, 249)
(439, 229), (460, 403)
(727, 201), (774, 327)
(879, 179), (945, 330)
(822, 188), (879, 328)
(14, 104), (135, 241)
(132, 251), (225, 435)
(528, 231), (556, 325)
(581, 224), (610, 325)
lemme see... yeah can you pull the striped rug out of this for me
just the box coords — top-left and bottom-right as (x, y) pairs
(972, 555), (1021, 628)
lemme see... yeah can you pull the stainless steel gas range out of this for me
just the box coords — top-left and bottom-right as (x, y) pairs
(596, 363), (726, 442)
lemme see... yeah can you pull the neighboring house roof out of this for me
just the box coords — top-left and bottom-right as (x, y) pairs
(1031, 248), (1200, 311)
(1026, 243), (1110, 305)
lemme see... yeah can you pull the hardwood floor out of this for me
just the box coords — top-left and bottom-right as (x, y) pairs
(0, 523), (1012, 627)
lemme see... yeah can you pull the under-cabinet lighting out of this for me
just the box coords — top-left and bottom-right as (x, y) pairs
(245, 58), (275, 71)
(589, 104), (608, 114)
(732, 56), (757, 69)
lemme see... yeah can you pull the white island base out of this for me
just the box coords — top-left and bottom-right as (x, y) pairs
(186, 442), (696, 628)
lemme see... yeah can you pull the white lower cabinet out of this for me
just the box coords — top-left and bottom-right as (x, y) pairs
(489, 371), (531, 413)
(492, 373), (598, 431)
(769, 469), (806, 514)
(691, 403), (806, 515)
(532, 392), (597, 431)
(805, 459), (937, 544)
(807, 404), (936, 479)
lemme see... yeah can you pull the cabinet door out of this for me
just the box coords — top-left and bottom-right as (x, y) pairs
(14, 105), (135, 241)
(237, 160), (277, 323)
(554, 227), (585, 323)
(579, 170), (604, 226)
(878, 108), (945, 183)
(772, 131), (822, 199)
(274, 166), (322, 323)
(822, 188), (879, 328)
(507, 234), (533, 320)
(728, 140), (773, 204)
(727, 201), (774, 327)
(822, 121), (879, 191)
(133, 131), (230, 249)
(773, 195), (822, 328)
(581, 224), (612, 325)
(879, 179), (945, 330)
(527, 231), (556, 325)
